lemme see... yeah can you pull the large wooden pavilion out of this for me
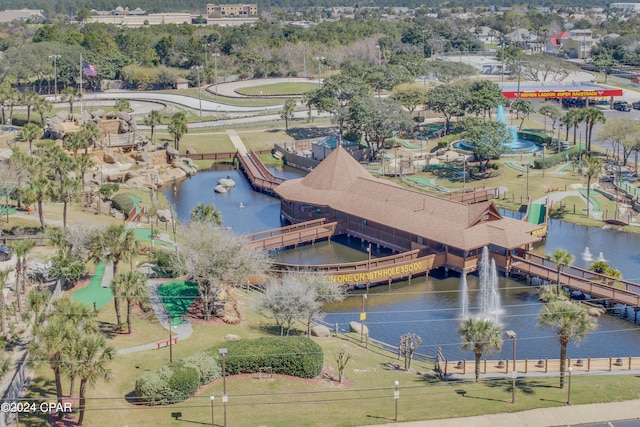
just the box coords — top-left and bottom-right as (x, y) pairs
(275, 146), (544, 274)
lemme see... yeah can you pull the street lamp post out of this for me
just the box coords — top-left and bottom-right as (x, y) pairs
(360, 293), (368, 341)
(506, 330), (517, 403)
(567, 366), (573, 405)
(394, 381), (399, 421)
(49, 54), (61, 102)
(209, 396), (215, 427)
(191, 66), (203, 122)
(218, 348), (228, 427)
(542, 143), (546, 178)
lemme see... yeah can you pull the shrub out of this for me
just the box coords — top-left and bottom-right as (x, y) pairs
(100, 183), (120, 199)
(225, 337), (323, 379)
(533, 147), (581, 170)
(134, 364), (200, 405)
(518, 130), (552, 146)
(111, 193), (134, 214)
(181, 350), (221, 384)
(149, 249), (179, 278)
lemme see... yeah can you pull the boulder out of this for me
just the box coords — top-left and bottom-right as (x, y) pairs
(182, 158), (197, 169)
(174, 161), (196, 176)
(129, 122), (137, 132)
(92, 109), (105, 119)
(0, 148), (13, 162)
(157, 209), (172, 222)
(137, 152), (153, 165)
(116, 111), (132, 123)
(118, 121), (130, 133)
(166, 146), (179, 156)
(186, 147), (197, 155)
(218, 178), (236, 188)
(103, 149), (116, 164)
(310, 325), (331, 337)
(349, 321), (368, 336)
(105, 111), (117, 119)
(224, 334), (241, 342)
(214, 184), (227, 194)
(113, 153), (132, 164)
(55, 111), (68, 121)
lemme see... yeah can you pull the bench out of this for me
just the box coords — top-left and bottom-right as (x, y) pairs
(156, 336), (179, 349)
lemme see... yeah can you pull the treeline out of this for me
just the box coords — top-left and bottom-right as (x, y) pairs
(0, 0), (613, 16)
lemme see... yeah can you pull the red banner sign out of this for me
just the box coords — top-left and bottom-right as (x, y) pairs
(502, 89), (623, 99)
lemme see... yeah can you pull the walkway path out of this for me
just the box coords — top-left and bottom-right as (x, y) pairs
(226, 129), (248, 155)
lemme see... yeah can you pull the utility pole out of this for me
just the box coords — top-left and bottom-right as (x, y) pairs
(49, 54), (61, 102)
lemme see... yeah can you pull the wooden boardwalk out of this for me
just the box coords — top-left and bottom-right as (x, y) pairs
(237, 149), (286, 194)
(245, 219), (337, 251)
(510, 253), (640, 308)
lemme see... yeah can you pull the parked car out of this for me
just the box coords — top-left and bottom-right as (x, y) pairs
(0, 245), (12, 262)
(613, 101), (631, 112)
(633, 101), (640, 110)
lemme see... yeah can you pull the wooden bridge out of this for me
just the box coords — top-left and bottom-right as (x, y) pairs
(510, 252), (640, 308)
(237, 149), (287, 195)
(245, 218), (337, 251)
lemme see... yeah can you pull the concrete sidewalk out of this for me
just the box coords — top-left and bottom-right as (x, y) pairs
(365, 399), (640, 427)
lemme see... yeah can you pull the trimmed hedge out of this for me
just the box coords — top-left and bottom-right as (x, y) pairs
(533, 147), (581, 170)
(133, 337), (322, 406)
(111, 193), (134, 214)
(225, 337), (323, 379)
(134, 364), (200, 405)
(517, 130), (552, 146)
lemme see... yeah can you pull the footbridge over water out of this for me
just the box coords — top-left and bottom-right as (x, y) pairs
(510, 252), (640, 308)
(236, 149), (286, 195)
(245, 218), (337, 251)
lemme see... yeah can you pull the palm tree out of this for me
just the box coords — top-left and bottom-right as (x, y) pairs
(547, 248), (574, 295)
(88, 225), (140, 327)
(29, 170), (51, 229)
(112, 271), (149, 334)
(54, 176), (81, 229)
(70, 333), (115, 425)
(9, 239), (36, 311)
(5, 86), (20, 126)
(538, 300), (596, 388)
(143, 110), (162, 143)
(115, 98), (130, 112)
(79, 123), (100, 154)
(17, 123), (44, 154)
(564, 108), (584, 146)
(190, 203), (223, 224)
(61, 87), (80, 115)
(582, 156), (603, 218)
(582, 107), (606, 155)
(20, 90), (39, 124)
(459, 317), (503, 382)
(0, 268), (13, 334)
(32, 96), (53, 128)
(281, 98), (296, 131)
(76, 155), (94, 195)
(28, 318), (69, 414)
(63, 132), (88, 158)
(168, 112), (188, 151)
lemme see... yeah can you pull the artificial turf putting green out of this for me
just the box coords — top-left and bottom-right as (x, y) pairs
(71, 262), (113, 308)
(157, 280), (199, 325)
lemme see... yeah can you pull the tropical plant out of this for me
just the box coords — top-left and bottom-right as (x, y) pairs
(168, 111), (188, 151)
(115, 98), (130, 112)
(70, 333), (116, 425)
(76, 155), (94, 195)
(538, 300), (596, 388)
(32, 96), (53, 128)
(20, 90), (39, 124)
(547, 248), (575, 295)
(538, 102), (563, 133)
(79, 123), (101, 154)
(581, 107), (606, 155)
(9, 239), (36, 312)
(63, 133), (88, 158)
(52, 176), (81, 229)
(60, 87), (80, 115)
(143, 110), (162, 143)
(459, 317), (503, 382)
(17, 123), (43, 154)
(88, 225), (140, 326)
(190, 203), (222, 224)
(111, 271), (150, 334)
(510, 99), (534, 129)
(0, 268), (12, 334)
(281, 98), (296, 131)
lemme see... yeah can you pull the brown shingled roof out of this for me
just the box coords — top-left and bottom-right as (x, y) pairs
(275, 146), (541, 250)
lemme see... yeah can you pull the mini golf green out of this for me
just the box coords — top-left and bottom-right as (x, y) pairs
(128, 194), (142, 212)
(71, 262), (113, 309)
(157, 281), (199, 325)
(133, 228), (175, 247)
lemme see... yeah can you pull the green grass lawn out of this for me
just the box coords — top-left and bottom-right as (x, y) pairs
(20, 287), (640, 426)
(234, 82), (319, 96)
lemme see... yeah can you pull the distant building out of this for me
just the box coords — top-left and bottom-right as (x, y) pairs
(206, 3), (257, 16)
(0, 9), (43, 23)
(610, 3), (640, 13)
(562, 29), (596, 59)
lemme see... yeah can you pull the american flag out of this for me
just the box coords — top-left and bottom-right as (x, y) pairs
(83, 60), (97, 77)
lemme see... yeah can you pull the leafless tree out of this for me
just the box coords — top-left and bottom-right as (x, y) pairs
(335, 348), (352, 383)
(399, 333), (423, 370)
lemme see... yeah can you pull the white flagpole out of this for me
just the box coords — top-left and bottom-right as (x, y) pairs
(80, 54), (83, 115)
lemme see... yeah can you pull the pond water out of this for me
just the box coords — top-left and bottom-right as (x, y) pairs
(163, 167), (640, 361)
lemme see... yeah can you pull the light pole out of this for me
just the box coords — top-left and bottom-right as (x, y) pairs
(394, 381), (399, 421)
(360, 293), (367, 341)
(376, 44), (381, 66)
(218, 348), (228, 427)
(212, 53), (220, 95)
(506, 330), (517, 403)
(168, 314), (173, 363)
(49, 54), (61, 102)
(523, 163), (529, 199)
(542, 143), (546, 178)
(313, 56), (324, 85)
(191, 66), (203, 122)
(302, 42), (307, 77)
(567, 366), (573, 405)
(367, 243), (372, 270)
(209, 395), (215, 427)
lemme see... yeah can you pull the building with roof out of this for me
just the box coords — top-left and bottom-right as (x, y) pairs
(206, 3), (257, 16)
(610, 3), (640, 13)
(0, 9), (42, 23)
(311, 136), (360, 161)
(275, 147), (543, 273)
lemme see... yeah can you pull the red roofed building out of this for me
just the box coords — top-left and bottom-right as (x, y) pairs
(548, 31), (570, 54)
